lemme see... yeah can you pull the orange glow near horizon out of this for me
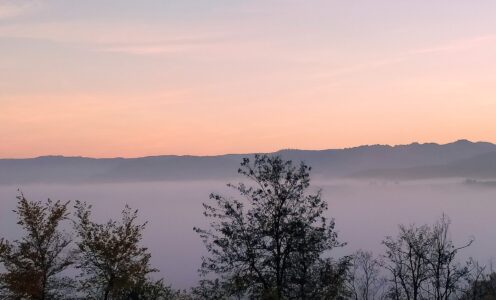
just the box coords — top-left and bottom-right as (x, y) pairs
(2, 1), (496, 158)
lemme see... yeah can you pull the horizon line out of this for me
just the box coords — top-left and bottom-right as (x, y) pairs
(0, 139), (492, 160)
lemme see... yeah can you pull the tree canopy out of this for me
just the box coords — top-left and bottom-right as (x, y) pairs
(73, 201), (160, 300)
(194, 155), (349, 299)
(0, 192), (75, 300)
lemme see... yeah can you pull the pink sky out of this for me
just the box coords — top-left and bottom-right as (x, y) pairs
(1, 1), (496, 158)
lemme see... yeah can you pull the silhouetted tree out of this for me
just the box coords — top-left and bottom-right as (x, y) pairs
(194, 155), (348, 299)
(460, 258), (492, 300)
(426, 215), (473, 300)
(383, 224), (436, 300)
(463, 272), (496, 300)
(191, 279), (234, 300)
(118, 278), (186, 300)
(347, 250), (386, 300)
(382, 216), (472, 300)
(0, 192), (75, 299)
(73, 201), (158, 300)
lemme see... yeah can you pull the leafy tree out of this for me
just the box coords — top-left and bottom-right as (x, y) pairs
(0, 192), (75, 300)
(191, 279), (233, 300)
(73, 201), (158, 300)
(118, 278), (188, 300)
(194, 155), (348, 299)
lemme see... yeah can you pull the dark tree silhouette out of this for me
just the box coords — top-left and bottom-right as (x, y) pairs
(347, 250), (386, 300)
(120, 278), (185, 300)
(0, 192), (75, 300)
(383, 224), (436, 300)
(427, 215), (473, 300)
(382, 216), (472, 300)
(194, 155), (349, 299)
(73, 201), (159, 300)
(461, 265), (496, 300)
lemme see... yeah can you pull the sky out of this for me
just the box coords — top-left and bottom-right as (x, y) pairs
(1, 0), (496, 158)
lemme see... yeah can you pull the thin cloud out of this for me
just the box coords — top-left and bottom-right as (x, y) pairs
(313, 34), (496, 81)
(0, 0), (39, 19)
(0, 20), (227, 46)
(100, 45), (184, 55)
(0, 20), (231, 56)
(97, 36), (227, 56)
(410, 35), (496, 55)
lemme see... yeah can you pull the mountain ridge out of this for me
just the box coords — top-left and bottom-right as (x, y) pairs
(1, 140), (496, 184)
(3, 139), (491, 160)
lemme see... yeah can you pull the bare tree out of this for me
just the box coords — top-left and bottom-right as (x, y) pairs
(382, 216), (473, 300)
(383, 224), (434, 300)
(426, 215), (473, 300)
(347, 250), (386, 300)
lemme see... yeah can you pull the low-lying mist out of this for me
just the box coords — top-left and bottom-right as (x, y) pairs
(0, 179), (494, 289)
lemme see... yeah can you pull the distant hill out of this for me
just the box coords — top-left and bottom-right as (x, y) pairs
(1, 140), (496, 185)
(352, 151), (496, 180)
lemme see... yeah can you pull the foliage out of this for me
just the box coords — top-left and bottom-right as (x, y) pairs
(73, 201), (157, 300)
(194, 155), (348, 299)
(117, 278), (189, 300)
(0, 192), (75, 300)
